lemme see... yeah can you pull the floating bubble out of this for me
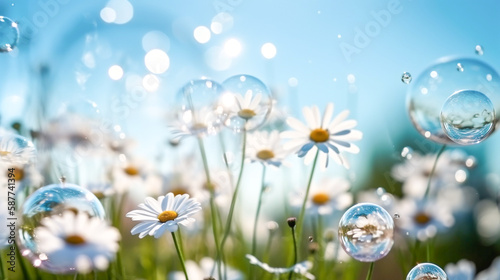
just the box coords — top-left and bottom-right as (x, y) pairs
(406, 263), (447, 280)
(457, 63), (464, 72)
(220, 75), (272, 132)
(401, 72), (412, 84)
(338, 203), (394, 262)
(18, 183), (105, 273)
(376, 187), (386, 196)
(407, 58), (500, 144)
(393, 213), (400, 219)
(475, 45), (484, 56)
(0, 16), (19, 53)
(440, 90), (495, 145)
(174, 79), (226, 137)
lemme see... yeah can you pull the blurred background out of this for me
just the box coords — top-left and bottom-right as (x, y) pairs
(1, 0), (500, 279)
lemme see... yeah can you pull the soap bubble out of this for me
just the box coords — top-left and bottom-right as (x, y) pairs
(18, 183), (105, 273)
(0, 16), (19, 53)
(406, 263), (447, 280)
(402, 72), (412, 84)
(475, 45), (484, 56)
(338, 203), (394, 262)
(221, 75), (272, 132)
(174, 79), (226, 137)
(440, 89), (495, 145)
(0, 133), (36, 165)
(407, 58), (500, 144)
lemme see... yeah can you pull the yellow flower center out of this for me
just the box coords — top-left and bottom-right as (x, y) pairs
(238, 109), (256, 120)
(309, 128), (329, 143)
(414, 212), (431, 225)
(7, 167), (24, 181)
(65, 234), (86, 245)
(256, 150), (275, 160)
(93, 191), (105, 199)
(170, 187), (189, 196)
(124, 166), (140, 176)
(192, 123), (207, 130)
(0, 150), (10, 156)
(157, 210), (178, 223)
(362, 224), (379, 235)
(312, 193), (330, 205)
(204, 182), (217, 192)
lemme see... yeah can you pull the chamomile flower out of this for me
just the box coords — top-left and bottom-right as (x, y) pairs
(34, 211), (121, 273)
(391, 150), (466, 198)
(246, 254), (315, 280)
(170, 106), (223, 140)
(395, 197), (455, 241)
(290, 177), (352, 216)
(169, 257), (243, 280)
(246, 130), (289, 167)
(0, 133), (36, 165)
(126, 193), (202, 238)
(281, 103), (362, 169)
(346, 213), (386, 243)
(445, 259), (475, 280)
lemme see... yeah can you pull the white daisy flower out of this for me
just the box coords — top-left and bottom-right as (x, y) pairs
(476, 256), (500, 280)
(246, 254), (315, 280)
(0, 133), (36, 165)
(34, 211), (121, 273)
(126, 193), (202, 238)
(281, 103), (362, 169)
(83, 182), (115, 199)
(394, 197), (455, 241)
(246, 130), (289, 167)
(444, 259), (475, 280)
(231, 91), (265, 121)
(391, 150), (467, 199)
(290, 177), (353, 216)
(346, 213), (386, 243)
(169, 257), (243, 280)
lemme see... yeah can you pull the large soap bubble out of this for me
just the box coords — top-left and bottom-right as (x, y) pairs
(18, 183), (105, 273)
(407, 58), (500, 144)
(406, 263), (447, 280)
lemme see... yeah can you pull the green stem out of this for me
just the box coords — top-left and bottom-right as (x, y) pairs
(220, 129), (247, 249)
(296, 150), (320, 252)
(426, 241), (431, 262)
(423, 145), (447, 199)
(250, 164), (267, 279)
(288, 226), (298, 280)
(196, 137), (223, 280)
(365, 262), (375, 280)
(0, 249), (6, 280)
(172, 232), (189, 280)
(317, 215), (325, 279)
(411, 240), (421, 267)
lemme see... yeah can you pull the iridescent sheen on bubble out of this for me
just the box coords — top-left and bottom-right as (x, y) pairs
(0, 16), (19, 52)
(407, 58), (500, 144)
(406, 263), (447, 280)
(18, 183), (105, 273)
(175, 79), (226, 136)
(440, 89), (495, 145)
(338, 203), (394, 262)
(221, 75), (272, 132)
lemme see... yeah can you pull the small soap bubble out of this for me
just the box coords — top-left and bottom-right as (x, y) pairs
(475, 45), (484, 56)
(338, 203), (394, 262)
(0, 16), (19, 53)
(440, 90), (495, 145)
(308, 236), (314, 242)
(406, 263), (447, 280)
(457, 63), (464, 72)
(393, 213), (400, 219)
(401, 72), (412, 84)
